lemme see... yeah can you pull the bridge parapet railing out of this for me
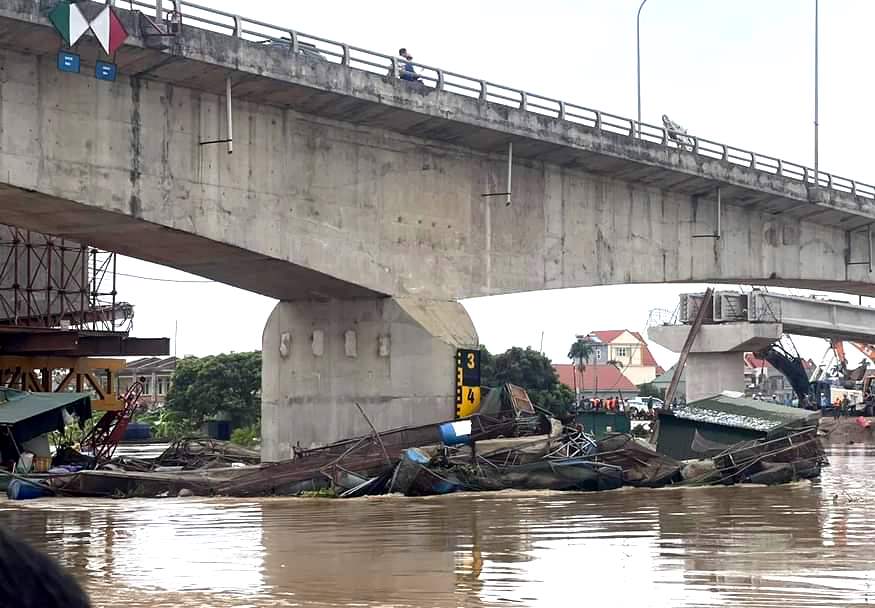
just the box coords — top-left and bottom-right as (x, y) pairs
(124, 0), (875, 203)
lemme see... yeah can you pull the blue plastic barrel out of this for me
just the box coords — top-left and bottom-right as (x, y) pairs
(439, 420), (473, 445)
(7, 479), (52, 500)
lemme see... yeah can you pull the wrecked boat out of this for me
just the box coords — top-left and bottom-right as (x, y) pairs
(655, 393), (826, 486)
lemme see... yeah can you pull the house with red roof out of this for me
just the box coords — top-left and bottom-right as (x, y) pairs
(581, 330), (664, 385)
(554, 329), (665, 398)
(554, 363), (639, 398)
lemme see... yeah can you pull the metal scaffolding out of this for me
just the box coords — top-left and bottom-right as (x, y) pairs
(0, 225), (132, 332)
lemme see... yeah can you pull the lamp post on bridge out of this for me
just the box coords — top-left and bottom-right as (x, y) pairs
(636, 0), (649, 138)
(814, 0), (819, 183)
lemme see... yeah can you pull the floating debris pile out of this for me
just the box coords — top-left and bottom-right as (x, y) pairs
(7, 386), (828, 500)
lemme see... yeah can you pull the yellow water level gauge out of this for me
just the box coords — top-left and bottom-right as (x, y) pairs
(455, 348), (481, 418)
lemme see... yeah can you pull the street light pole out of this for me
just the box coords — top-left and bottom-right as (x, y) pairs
(636, 0), (649, 138)
(814, 0), (819, 184)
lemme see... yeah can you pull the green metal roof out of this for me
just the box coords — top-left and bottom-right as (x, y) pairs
(652, 365), (685, 388)
(669, 393), (819, 433)
(0, 388), (92, 426)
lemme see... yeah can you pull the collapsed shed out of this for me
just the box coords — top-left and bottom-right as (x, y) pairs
(0, 388), (91, 463)
(654, 393), (820, 460)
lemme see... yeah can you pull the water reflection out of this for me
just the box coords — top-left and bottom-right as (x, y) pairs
(1, 447), (873, 607)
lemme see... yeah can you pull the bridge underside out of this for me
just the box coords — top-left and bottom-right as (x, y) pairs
(0, 185), (377, 300)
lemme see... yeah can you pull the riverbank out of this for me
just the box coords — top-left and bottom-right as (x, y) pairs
(820, 416), (875, 445)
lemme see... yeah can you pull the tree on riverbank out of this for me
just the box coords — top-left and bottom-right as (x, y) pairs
(480, 346), (574, 418)
(140, 351), (262, 441)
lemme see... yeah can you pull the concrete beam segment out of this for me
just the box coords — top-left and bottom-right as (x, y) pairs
(748, 292), (875, 343)
(261, 296), (476, 460)
(0, 8), (873, 297)
(648, 323), (783, 354)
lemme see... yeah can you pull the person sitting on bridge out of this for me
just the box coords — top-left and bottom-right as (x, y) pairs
(398, 48), (421, 82)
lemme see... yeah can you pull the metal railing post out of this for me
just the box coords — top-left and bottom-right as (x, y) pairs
(777, 159), (784, 177)
(290, 31), (298, 55)
(595, 111), (602, 131)
(558, 101), (566, 120)
(341, 44), (350, 66)
(232, 15), (241, 37)
(722, 145), (728, 162)
(479, 81), (487, 101)
(389, 56), (398, 78)
(693, 136), (699, 155)
(436, 69), (444, 91)
(749, 153), (756, 169)
(519, 91), (527, 111)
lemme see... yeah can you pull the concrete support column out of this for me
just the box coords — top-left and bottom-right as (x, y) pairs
(648, 322), (783, 403)
(261, 296), (477, 461)
(684, 352), (745, 403)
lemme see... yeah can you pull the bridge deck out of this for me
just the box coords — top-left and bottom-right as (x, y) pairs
(0, 0), (873, 233)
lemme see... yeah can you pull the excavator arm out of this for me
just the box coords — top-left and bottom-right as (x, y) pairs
(755, 343), (813, 406)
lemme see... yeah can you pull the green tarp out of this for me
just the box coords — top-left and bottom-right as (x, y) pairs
(0, 388), (91, 425)
(0, 388), (91, 451)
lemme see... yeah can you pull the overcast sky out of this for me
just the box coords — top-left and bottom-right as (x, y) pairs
(115, 0), (875, 369)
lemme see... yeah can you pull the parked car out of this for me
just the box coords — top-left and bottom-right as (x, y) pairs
(626, 396), (664, 413)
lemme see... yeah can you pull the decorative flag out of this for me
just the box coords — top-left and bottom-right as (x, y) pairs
(48, 1), (89, 47)
(89, 6), (128, 56)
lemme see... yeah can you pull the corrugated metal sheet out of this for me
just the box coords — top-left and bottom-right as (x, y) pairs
(670, 394), (818, 433)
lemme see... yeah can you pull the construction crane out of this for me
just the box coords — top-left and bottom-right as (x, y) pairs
(831, 339), (849, 377)
(846, 342), (875, 400)
(850, 342), (875, 364)
(81, 378), (145, 462)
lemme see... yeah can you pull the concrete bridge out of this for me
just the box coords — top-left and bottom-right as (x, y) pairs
(2, 0), (875, 458)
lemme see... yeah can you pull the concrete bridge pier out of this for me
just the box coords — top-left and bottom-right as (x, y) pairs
(260, 296), (477, 461)
(648, 323), (783, 402)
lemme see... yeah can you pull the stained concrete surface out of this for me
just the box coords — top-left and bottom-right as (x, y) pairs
(261, 296), (476, 460)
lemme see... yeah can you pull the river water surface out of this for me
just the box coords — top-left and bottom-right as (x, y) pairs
(2, 445), (874, 607)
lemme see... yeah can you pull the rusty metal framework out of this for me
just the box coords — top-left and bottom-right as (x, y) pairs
(0, 356), (124, 411)
(0, 226), (132, 332)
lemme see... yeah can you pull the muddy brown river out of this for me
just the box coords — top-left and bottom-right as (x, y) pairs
(1, 445), (873, 607)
